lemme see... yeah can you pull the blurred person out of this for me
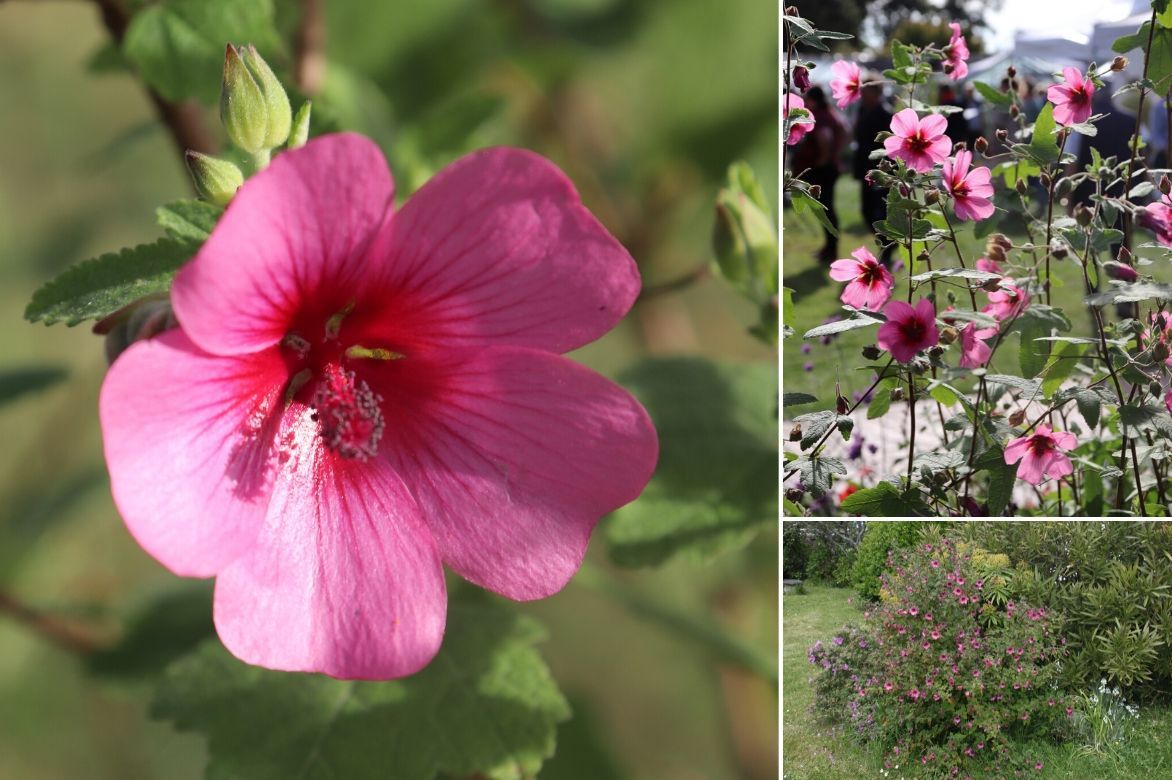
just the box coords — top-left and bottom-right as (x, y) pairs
(939, 84), (969, 148)
(1145, 95), (1170, 170)
(853, 79), (895, 264)
(792, 85), (847, 264)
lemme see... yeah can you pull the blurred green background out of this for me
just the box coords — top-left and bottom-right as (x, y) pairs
(0, 0), (778, 778)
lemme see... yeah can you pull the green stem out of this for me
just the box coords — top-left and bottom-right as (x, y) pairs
(573, 564), (778, 687)
(251, 148), (273, 172)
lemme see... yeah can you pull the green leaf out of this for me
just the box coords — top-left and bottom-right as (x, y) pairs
(0, 366), (67, 406)
(156, 200), (221, 243)
(1075, 387), (1103, 429)
(782, 392), (818, 407)
(973, 80), (1012, 107)
(1029, 103), (1061, 165)
(838, 481), (930, 517)
(867, 386), (892, 419)
(1086, 281), (1172, 306)
(606, 359), (777, 567)
(25, 239), (192, 326)
(1114, 22), (1172, 89)
(87, 583), (214, 680)
(791, 190), (838, 237)
(123, 0), (283, 104)
(985, 374), (1041, 397)
(152, 598), (569, 780)
(1019, 320), (1050, 379)
(910, 268), (1000, 283)
(982, 448), (1017, 516)
(1040, 341), (1085, 398)
(796, 456), (846, 498)
(803, 312), (884, 339)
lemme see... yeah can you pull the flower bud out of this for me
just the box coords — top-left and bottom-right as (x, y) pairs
(917, 250), (931, 264)
(809, 184), (822, 199)
(789, 423), (802, 442)
(785, 487), (804, 503)
(991, 233), (1013, 251)
(1040, 172), (1052, 189)
(794, 65), (811, 91)
(1016, 178), (1027, 196)
(1007, 65), (1017, 78)
(184, 151), (244, 206)
(1010, 104), (1020, 118)
(952, 142), (967, 154)
(982, 278), (1002, 292)
(940, 326), (959, 345)
(974, 136), (988, 153)
(288, 100), (312, 149)
(1075, 205), (1093, 227)
(1008, 409), (1026, 427)
(924, 187), (940, 205)
(891, 387), (905, 402)
(1112, 56), (1128, 72)
(1161, 175), (1172, 196)
(1000, 78), (1011, 91)
(1155, 340), (1170, 362)
(785, 6), (799, 15)
(1150, 381), (1163, 397)
(97, 295), (178, 364)
(712, 164), (778, 297)
(1056, 177), (1073, 198)
(899, 183), (910, 198)
(862, 344), (882, 360)
(928, 345), (944, 359)
(221, 43), (292, 155)
(836, 393), (849, 414)
(996, 128), (1009, 142)
(1119, 246), (1133, 265)
(1010, 79), (1019, 91)
(1052, 243), (1068, 259)
(1104, 261), (1138, 282)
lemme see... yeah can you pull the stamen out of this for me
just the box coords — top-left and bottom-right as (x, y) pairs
(324, 301), (356, 340)
(312, 364), (384, 460)
(284, 368), (312, 405)
(281, 333), (311, 357)
(345, 345), (405, 361)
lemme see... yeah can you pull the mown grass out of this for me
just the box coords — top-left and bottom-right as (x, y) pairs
(782, 585), (1172, 779)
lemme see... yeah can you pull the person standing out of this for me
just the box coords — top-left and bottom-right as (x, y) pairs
(853, 80), (894, 264)
(792, 86), (846, 264)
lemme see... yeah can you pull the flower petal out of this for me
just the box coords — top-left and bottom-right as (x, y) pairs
(213, 410), (447, 680)
(172, 133), (394, 356)
(99, 331), (287, 576)
(829, 259), (860, 281)
(920, 113), (948, 139)
(363, 147), (639, 355)
(1004, 436), (1030, 465)
(370, 346), (658, 600)
(891, 109), (919, 137)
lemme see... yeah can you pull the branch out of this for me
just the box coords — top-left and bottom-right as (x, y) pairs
(0, 590), (103, 656)
(293, 0), (326, 96)
(637, 265), (709, 301)
(92, 0), (215, 159)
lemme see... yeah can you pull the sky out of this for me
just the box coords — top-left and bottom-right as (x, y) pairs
(983, 0), (1137, 50)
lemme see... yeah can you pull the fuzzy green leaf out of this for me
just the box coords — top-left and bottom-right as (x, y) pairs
(838, 481), (931, 517)
(25, 239), (192, 326)
(156, 200), (221, 243)
(0, 366), (67, 406)
(606, 359), (777, 567)
(152, 599), (569, 780)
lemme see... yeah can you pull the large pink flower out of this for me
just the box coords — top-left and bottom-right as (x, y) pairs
(1047, 67), (1094, 126)
(984, 282), (1030, 322)
(830, 60), (862, 108)
(1141, 194), (1172, 247)
(829, 247), (894, 311)
(1004, 424), (1076, 485)
(958, 322), (997, 368)
(942, 150), (994, 221)
(785, 93), (813, 145)
(943, 23), (970, 80)
(98, 134), (658, 679)
(883, 109), (952, 173)
(877, 298), (939, 363)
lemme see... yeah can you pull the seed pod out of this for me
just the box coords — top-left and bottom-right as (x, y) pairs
(1016, 178), (1027, 195)
(861, 344), (882, 360)
(940, 326), (959, 345)
(809, 184), (822, 198)
(891, 387), (905, 402)
(982, 278), (1002, 292)
(924, 187), (940, 205)
(1008, 409), (1026, 427)
(1161, 175), (1172, 196)
(1052, 243), (1068, 259)
(1010, 104), (1020, 118)
(836, 394), (849, 414)
(1007, 65), (1017, 78)
(1056, 177), (1073, 198)
(952, 142), (967, 154)
(1111, 56), (1128, 72)
(1150, 381), (1163, 397)
(974, 136), (988, 153)
(1155, 340), (1170, 362)
(996, 128), (1009, 142)
(785, 487), (805, 503)
(1040, 172), (1052, 189)
(1075, 205), (1093, 227)
(789, 424), (802, 442)
(991, 233), (1013, 251)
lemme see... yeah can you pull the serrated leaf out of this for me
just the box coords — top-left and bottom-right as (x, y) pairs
(123, 0), (283, 104)
(156, 200), (221, 243)
(607, 359), (777, 567)
(983, 448), (1017, 516)
(1085, 281), (1172, 306)
(803, 312), (884, 339)
(0, 366), (67, 406)
(910, 268), (1001, 283)
(782, 392), (817, 407)
(1029, 103), (1061, 165)
(867, 386), (892, 419)
(152, 599), (569, 780)
(1113, 23), (1172, 90)
(25, 239), (192, 326)
(838, 481), (930, 517)
(87, 583), (214, 680)
(797, 456), (846, 498)
(985, 374), (1041, 397)
(794, 410), (838, 450)
(791, 190), (838, 237)
(1019, 320), (1050, 379)
(973, 81), (1012, 107)
(1075, 387), (1103, 429)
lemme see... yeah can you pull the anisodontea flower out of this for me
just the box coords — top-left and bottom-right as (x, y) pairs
(984, 283), (1030, 322)
(1004, 424), (1077, 485)
(941, 150), (994, 221)
(884, 109), (952, 173)
(1047, 67), (1095, 126)
(829, 247), (895, 311)
(99, 134), (659, 679)
(943, 23), (970, 80)
(830, 60), (862, 108)
(877, 298), (940, 363)
(1141, 194), (1172, 247)
(785, 93), (813, 145)
(958, 322), (997, 368)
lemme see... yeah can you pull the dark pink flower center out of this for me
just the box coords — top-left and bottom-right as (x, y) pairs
(1027, 435), (1054, 457)
(1071, 88), (1089, 106)
(906, 132), (931, 154)
(952, 178), (970, 198)
(281, 303), (401, 460)
(900, 319), (925, 343)
(859, 262), (884, 287)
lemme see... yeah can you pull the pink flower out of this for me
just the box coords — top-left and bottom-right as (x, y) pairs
(943, 23), (970, 80)
(830, 60), (862, 108)
(98, 134), (658, 679)
(1141, 195), (1172, 247)
(942, 150), (994, 221)
(1004, 424), (1077, 485)
(958, 322), (997, 369)
(975, 257), (1004, 275)
(983, 283), (1030, 322)
(1166, 387), (1172, 416)
(785, 93), (813, 145)
(1047, 67), (1094, 126)
(877, 298), (940, 362)
(829, 247), (895, 311)
(884, 109), (952, 172)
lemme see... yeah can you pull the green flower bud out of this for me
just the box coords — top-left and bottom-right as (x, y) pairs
(185, 151), (244, 206)
(288, 100), (312, 149)
(220, 44), (292, 155)
(711, 162), (778, 302)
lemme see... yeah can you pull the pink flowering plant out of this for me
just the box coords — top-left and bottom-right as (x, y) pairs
(809, 537), (1072, 779)
(14, 9), (779, 775)
(784, 5), (1172, 517)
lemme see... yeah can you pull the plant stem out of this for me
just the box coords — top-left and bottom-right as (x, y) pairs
(0, 590), (102, 656)
(293, 0), (326, 96)
(1043, 130), (1070, 306)
(1122, 8), (1159, 256)
(574, 564), (778, 687)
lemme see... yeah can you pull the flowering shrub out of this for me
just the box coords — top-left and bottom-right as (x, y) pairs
(810, 538), (1070, 778)
(1071, 678), (1141, 758)
(782, 5), (1172, 517)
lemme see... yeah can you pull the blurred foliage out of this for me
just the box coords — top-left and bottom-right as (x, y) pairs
(0, 0), (777, 778)
(850, 520), (925, 600)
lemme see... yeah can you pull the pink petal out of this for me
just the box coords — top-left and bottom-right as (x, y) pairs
(919, 113), (948, 139)
(877, 320), (915, 363)
(172, 133), (394, 357)
(955, 196), (995, 222)
(1015, 451), (1046, 485)
(371, 346), (657, 600)
(891, 109), (919, 137)
(965, 166), (992, 189)
(1045, 452), (1074, 480)
(1062, 67), (1083, 87)
(363, 147), (639, 355)
(829, 259), (861, 281)
(1051, 430), (1078, 450)
(862, 278), (894, 311)
(99, 331), (286, 576)
(884, 136), (906, 156)
(883, 299), (915, 324)
(841, 279), (871, 309)
(213, 410), (447, 679)
(1004, 436), (1030, 465)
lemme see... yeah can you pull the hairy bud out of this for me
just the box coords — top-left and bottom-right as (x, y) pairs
(1016, 178), (1027, 195)
(1040, 172), (1052, 189)
(221, 43), (292, 156)
(1150, 381), (1163, 398)
(1104, 261), (1138, 282)
(809, 184), (822, 199)
(996, 128), (1009, 142)
(184, 151), (244, 206)
(1075, 205), (1093, 227)
(982, 277), (1003, 292)
(1056, 177), (1073, 198)
(974, 136), (988, 153)
(891, 386), (905, 402)
(836, 394), (849, 414)
(1161, 175), (1172, 196)
(861, 344), (882, 360)
(1008, 409), (1026, 427)
(789, 424), (802, 442)
(1111, 56), (1128, 72)
(1007, 65), (1017, 78)
(1155, 340), (1170, 363)
(940, 326), (959, 345)
(785, 487), (804, 503)
(924, 187), (940, 205)
(793, 65), (811, 91)
(1010, 104), (1020, 118)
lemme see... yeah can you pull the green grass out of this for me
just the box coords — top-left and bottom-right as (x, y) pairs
(782, 182), (1095, 402)
(782, 585), (1172, 779)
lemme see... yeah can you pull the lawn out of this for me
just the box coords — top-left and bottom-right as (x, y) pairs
(782, 180), (1096, 401)
(781, 584), (1172, 779)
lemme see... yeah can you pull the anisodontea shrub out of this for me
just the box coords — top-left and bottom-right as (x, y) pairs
(810, 538), (1071, 779)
